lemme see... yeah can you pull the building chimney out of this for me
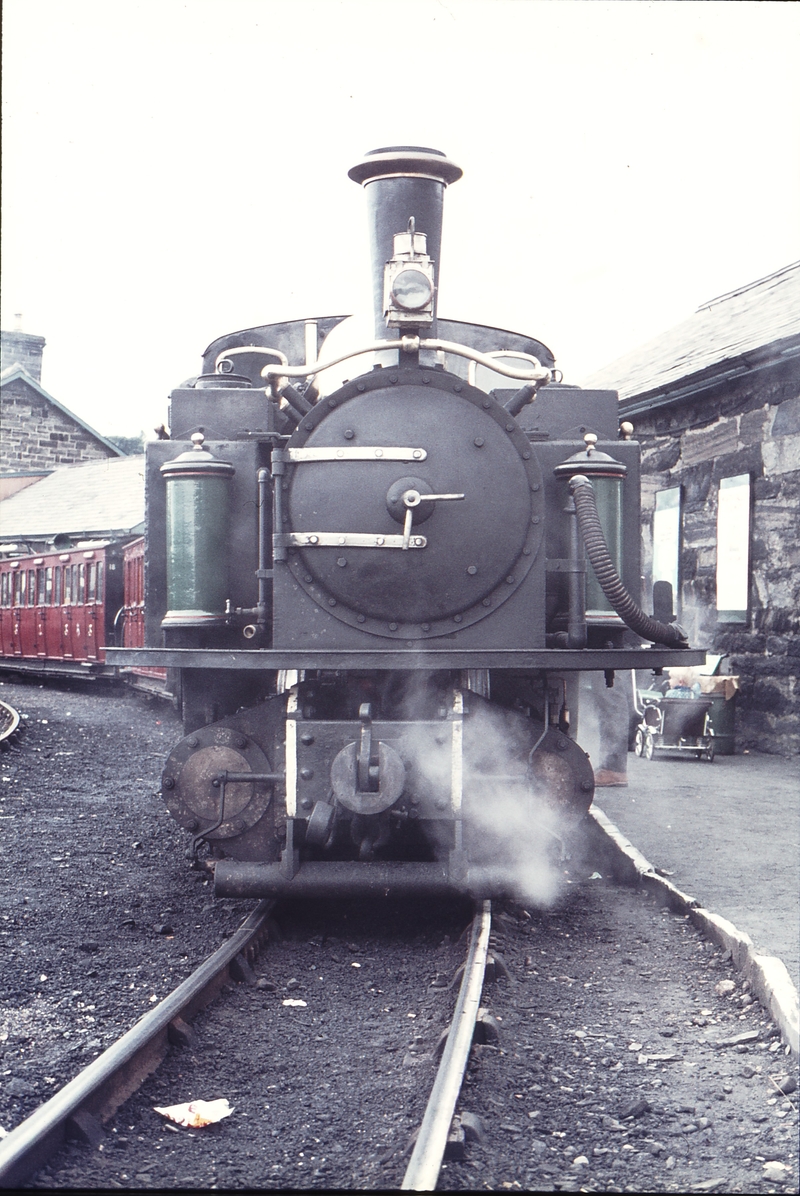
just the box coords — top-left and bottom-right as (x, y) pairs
(1, 323), (46, 384)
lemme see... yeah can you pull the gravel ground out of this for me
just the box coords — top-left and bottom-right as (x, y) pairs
(0, 675), (252, 1138)
(1, 675), (798, 1193)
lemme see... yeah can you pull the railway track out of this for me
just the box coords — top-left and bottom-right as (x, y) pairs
(0, 899), (496, 1191)
(0, 902), (275, 1189)
(3, 887), (797, 1192)
(0, 700), (20, 746)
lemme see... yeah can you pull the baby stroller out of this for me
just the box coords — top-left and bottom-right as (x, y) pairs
(634, 693), (715, 762)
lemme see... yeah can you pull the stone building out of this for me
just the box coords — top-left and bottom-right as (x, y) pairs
(1, 327), (123, 499)
(583, 262), (800, 756)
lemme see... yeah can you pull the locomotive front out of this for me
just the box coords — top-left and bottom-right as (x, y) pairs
(109, 146), (704, 900)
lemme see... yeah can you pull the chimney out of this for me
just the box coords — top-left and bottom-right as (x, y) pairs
(1, 318), (46, 383)
(348, 146), (462, 340)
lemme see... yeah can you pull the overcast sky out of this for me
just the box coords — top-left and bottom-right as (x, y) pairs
(3, 0), (799, 440)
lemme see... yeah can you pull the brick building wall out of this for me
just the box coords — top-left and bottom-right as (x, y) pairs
(1, 374), (120, 472)
(629, 357), (800, 756)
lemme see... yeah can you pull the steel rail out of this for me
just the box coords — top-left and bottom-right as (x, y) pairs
(401, 899), (492, 1191)
(0, 900), (274, 1190)
(0, 700), (20, 744)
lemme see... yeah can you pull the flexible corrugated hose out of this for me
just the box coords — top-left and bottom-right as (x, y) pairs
(569, 474), (689, 648)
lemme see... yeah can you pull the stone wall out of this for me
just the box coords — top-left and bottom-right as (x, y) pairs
(628, 357), (800, 756)
(0, 375), (119, 472)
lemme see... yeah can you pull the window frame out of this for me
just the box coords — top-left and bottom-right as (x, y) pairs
(716, 472), (752, 624)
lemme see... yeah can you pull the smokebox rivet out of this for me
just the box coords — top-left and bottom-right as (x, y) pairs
(453, 614), (463, 623)
(421, 623), (430, 631)
(328, 598), (337, 606)
(506, 424), (515, 432)
(474, 437), (484, 447)
(482, 401), (491, 409)
(357, 614), (366, 623)
(236, 736), (248, 749)
(187, 819), (198, 832)
(467, 565), (478, 575)
(389, 622), (398, 631)
(523, 547), (531, 556)
(390, 375), (398, 384)
(532, 516), (540, 524)
(454, 383), (462, 392)
(532, 483), (540, 491)
(523, 451), (531, 460)
(328, 398), (337, 408)
(304, 421), (313, 430)
(344, 429), (355, 439)
(357, 383), (365, 392)
(300, 798), (313, 810)
(304, 575), (313, 584)
(482, 598), (491, 607)
(187, 737), (198, 748)
(581, 780), (593, 792)
(300, 768), (314, 780)
(163, 777), (175, 790)
(423, 376), (430, 384)
(300, 733), (315, 745)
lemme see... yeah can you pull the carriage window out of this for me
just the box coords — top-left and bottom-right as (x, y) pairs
(64, 566), (72, 605)
(0, 574), (8, 607)
(45, 567), (53, 604)
(96, 561), (104, 604)
(78, 564), (86, 605)
(652, 487), (681, 612)
(36, 569), (45, 605)
(54, 567), (62, 606)
(13, 573), (22, 606)
(716, 473), (751, 623)
(28, 571), (36, 605)
(87, 562), (96, 602)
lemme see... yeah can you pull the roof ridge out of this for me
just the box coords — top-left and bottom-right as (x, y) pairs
(696, 260), (800, 312)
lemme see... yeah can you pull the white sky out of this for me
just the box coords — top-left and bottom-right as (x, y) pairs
(2, 0), (799, 439)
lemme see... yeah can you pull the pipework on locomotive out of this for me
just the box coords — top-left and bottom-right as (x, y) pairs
(109, 146), (704, 900)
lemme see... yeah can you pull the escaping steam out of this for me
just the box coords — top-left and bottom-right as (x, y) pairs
(401, 691), (576, 906)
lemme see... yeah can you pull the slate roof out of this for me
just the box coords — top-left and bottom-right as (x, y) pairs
(0, 364), (125, 458)
(0, 456), (145, 540)
(579, 262), (800, 407)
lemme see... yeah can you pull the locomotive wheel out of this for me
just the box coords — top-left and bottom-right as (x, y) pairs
(643, 731), (656, 761)
(634, 727), (645, 757)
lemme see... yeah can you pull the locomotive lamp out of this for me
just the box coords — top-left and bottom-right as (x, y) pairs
(383, 218), (435, 328)
(160, 433), (235, 629)
(554, 433), (628, 626)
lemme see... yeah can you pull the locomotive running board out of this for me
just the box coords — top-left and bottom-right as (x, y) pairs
(108, 647), (707, 671)
(213, 859), (519, 900)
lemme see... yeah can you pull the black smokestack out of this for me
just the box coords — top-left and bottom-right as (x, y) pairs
(348, 146), (462, 339)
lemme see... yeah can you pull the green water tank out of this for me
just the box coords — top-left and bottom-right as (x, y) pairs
(554, 433), (628, 625)
(160, 433), (235, 628)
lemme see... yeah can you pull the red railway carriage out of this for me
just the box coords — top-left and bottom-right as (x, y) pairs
(119, 538), (168, 690)
(0, 541), (127, 678)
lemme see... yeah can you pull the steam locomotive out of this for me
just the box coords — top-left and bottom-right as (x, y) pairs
(109, 147), (703, 900)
